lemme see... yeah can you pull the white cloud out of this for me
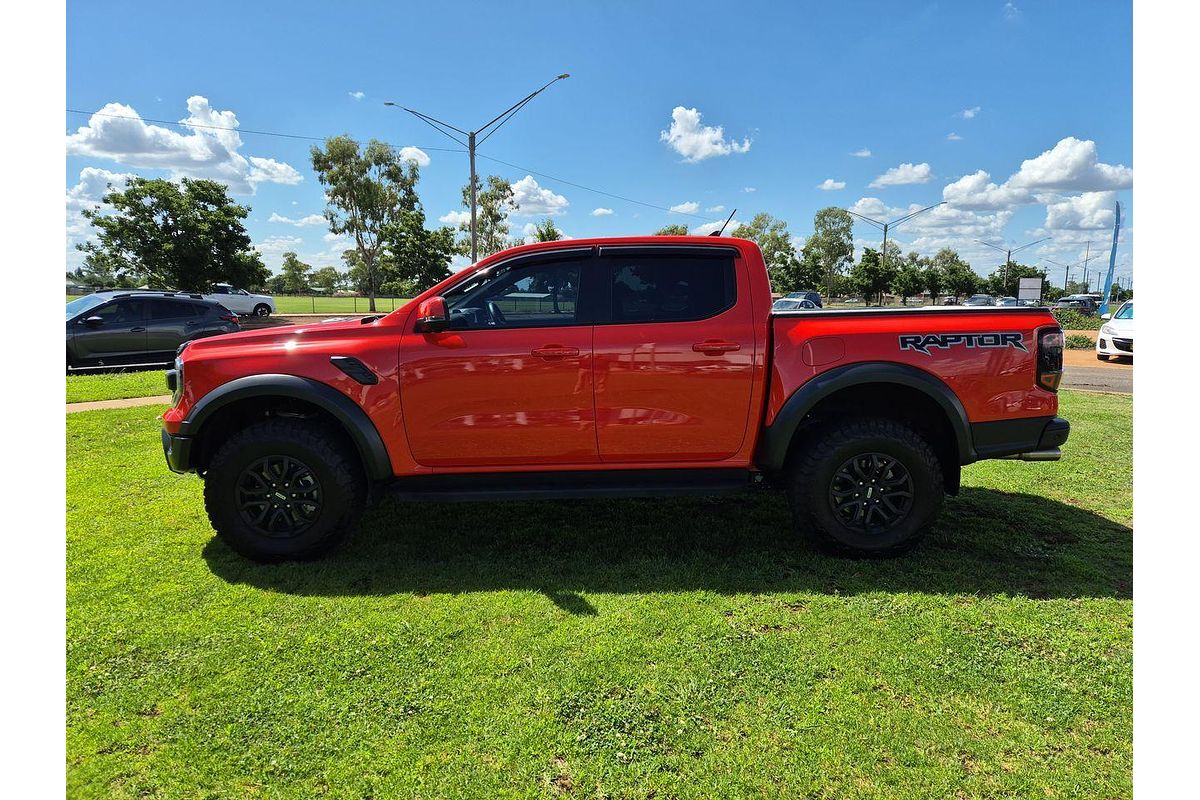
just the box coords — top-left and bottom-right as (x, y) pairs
(397, 146), (430, 167)
(349, 91), (365, 100)
(817, 178), (846, 191)
(439, 210), (472, 226)
(849, 148), (872, 158)
(268, 212), (326, 227)
(669, 201), (700, 214)
(957, 106), (982, 119)
(691, 218), (742, 236)
(705, 205), (725, 213)
(254, 235), (304, 268)
(743, 186), (757, 193)
(942, 170), (1031, 210)
(323, 231), (351, 244)
(65, 167), (135, 265)
(511, 175), (569, 215)
(64, 97), (303, 194)
(591, 207), (614, 216)
(1003, 3), (1021, 21)
(869, 162), (933, 188)
(946, 132), (963, 141)
(1044, 191), (1118, 231)
(659, 106), (751, 162)
(1007, 137), (1132, 192)
(849, 197), (1011, 242)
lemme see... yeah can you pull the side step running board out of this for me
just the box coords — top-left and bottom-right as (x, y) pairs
(385, 468), (758, 503)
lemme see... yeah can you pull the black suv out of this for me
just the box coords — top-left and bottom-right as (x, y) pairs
(66, 292), (240, 369)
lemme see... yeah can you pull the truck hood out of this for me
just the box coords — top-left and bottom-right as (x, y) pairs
(183, 316), (382, 354)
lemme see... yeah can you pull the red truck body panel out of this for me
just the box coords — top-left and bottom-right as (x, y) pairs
(164, 236), (1061, 479)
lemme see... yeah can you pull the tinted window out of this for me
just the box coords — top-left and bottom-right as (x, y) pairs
(445, 258), (583, 330)
(1115, 302), (1133, 320)
(210, 285), (230, 294)
(607, 256), (735, 323)
(92, 298), (145, 324)
(150, 299), (201, 320)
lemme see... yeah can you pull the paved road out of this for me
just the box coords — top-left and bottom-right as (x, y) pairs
(1061, 351), (1132, 394)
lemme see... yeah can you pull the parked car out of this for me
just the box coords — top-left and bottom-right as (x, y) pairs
(162, 236), (1069, 562)
(772, 297), (817, 310)
(997, 296), (1019, 307)
(203, 284), (276, 317)
(1054, 295), (1098, 315)
(963, 294), (997, 306)
(67, 292), (239, 369)
(940, 296), (959, 305)
(1097, 300), (1133, 360)
(784, 290), (823, 308)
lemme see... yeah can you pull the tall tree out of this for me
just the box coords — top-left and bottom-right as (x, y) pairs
(310, 266), (345, 292)
(934, 248), (980, 298)
(311, 136), (420, 312)
(891, 253), (926, 305)
(380, 209), (456, 294)
(985, 261), (1045, 297)
(922, 262), (944, 300)
(801, 208), (855, 297)
(531, 218), (564, 242)
(77, 177), (267, 291)
(849, 247), (898, 305)
(456, 176), (516, 259)
(654, 224), (690, 236)
(731, 213), (801, 292)
(278, 252), (313, 294)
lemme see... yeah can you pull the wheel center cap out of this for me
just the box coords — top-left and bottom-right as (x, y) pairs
(273, 491), (288, 501)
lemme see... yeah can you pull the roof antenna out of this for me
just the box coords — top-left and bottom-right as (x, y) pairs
(709, 208), (736, 236)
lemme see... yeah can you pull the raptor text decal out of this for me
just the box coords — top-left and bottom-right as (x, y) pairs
(899, 332), (1027, 356)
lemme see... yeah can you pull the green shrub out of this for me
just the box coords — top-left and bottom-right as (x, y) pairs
(1052, 308), (1103, 330)
(1065, 334), (1095, 349)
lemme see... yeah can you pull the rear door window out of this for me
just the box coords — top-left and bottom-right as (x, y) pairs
(149, 299), (200, 320)
(604, 254), (736, 323)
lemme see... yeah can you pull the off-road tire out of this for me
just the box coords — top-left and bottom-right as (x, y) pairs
(204, 418), (365, 562)
(787, 417), (944, 557)
(253, 304), (271, 317)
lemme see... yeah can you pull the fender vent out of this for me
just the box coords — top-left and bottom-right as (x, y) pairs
(330, 356), (379, 385)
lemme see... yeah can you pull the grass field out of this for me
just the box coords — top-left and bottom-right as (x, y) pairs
(66, 390), (1131, 798)
(66, 370), (168, 404)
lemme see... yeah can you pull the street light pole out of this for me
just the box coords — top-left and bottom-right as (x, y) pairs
(844, 202), (946, 302)
(975, 236), (1051, 292)
(385, 73), (570, 263)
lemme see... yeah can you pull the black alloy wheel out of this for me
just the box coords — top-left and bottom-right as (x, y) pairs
(828, 452), (914, 533)
(235, 455), (323, 537)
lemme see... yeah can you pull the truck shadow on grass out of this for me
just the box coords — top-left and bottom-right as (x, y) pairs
(203, 487), (1131, 611)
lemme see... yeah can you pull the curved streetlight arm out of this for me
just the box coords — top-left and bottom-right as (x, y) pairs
(888, 201), (946, 229)
(843, 209), (886, 230)
(477, 74), (570, 136)
(1009, 236), (1051, 256)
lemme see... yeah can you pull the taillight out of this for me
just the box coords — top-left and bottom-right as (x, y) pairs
(1037, 328), (1064, 392)
(220, 313), (239, 324)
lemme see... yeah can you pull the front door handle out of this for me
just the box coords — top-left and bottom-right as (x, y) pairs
(129, 326), (147, 333)
(692, 339), (741, 355)
(531, 345), (580, 359)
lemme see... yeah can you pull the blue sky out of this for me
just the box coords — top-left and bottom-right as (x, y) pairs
(65, 0), (1132, 287)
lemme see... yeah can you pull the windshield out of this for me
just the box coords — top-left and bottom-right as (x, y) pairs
(66, 294), (107, 319)
(1115, 301), (1133, 320)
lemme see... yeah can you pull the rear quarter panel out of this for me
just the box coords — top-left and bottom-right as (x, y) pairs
(766, 309), (1060, 426)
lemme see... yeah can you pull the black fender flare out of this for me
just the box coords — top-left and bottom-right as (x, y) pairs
(756, 362), (975, 473)
(178, 374), (392, 481)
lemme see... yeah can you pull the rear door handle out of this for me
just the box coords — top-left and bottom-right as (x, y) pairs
(692, 340), (741, 354)
(531, 345), (580, 359)
(129, 326), (147, 333)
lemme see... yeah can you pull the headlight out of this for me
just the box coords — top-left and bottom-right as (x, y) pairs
(1101, 324), (1116, 336)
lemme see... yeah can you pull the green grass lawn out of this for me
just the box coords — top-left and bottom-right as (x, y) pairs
(66, 390), (1131, 798)
(66, 370), (169, 404)
(70, 295), (412, 315)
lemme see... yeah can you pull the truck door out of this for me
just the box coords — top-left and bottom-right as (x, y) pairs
(591, 245), (756, 462)
(399, 249), (598, 468)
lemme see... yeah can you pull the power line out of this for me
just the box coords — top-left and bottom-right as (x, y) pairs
(65, 107), (722, 223)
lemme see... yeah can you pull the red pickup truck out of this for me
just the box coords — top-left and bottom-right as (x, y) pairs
(161, 236), (1068, 561)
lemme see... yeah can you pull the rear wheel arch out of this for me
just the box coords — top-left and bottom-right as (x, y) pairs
(759, 363), (971, 493)
(180, 375), (392, 481)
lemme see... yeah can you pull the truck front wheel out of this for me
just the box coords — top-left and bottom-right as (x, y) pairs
(787, 417), (944, 557)
(203, 418), (366, 562)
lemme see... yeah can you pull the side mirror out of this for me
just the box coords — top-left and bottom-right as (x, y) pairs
(414, 296), (450, 333)
(1101, 312), (1112, 320)
(83, 316), (104, 328)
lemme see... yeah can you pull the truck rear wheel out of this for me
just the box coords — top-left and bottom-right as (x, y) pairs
(786, 417), (944, 557)
(203, 418), (365, 562)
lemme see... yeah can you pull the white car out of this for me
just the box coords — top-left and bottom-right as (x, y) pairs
(204, 284), (275, 317)
(1096, 300), (1133, 360)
